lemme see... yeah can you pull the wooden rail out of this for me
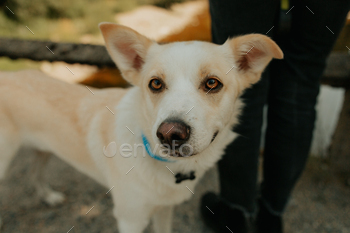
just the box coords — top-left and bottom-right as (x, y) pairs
(0, 38), (115, 67)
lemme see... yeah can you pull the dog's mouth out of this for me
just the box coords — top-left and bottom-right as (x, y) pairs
(211, 131), (218, 143)
(164, 145), (195, 158)
(163, 131), (219, 158)
(170, 150), (193, 158)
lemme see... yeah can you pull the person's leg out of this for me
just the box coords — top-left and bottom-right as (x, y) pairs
(260, 0), (350, 227)
(202, 1), (280, 232)
(217, 74), (269, 214)
(210, 0), (280, 214)
(201, 75), (270, 232)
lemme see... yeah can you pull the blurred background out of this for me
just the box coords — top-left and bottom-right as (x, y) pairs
(0, 0), (349, 232)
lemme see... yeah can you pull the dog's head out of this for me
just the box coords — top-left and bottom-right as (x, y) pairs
(100, 23), (283, 158)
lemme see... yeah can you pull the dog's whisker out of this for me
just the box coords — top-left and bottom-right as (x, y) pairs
(237, 133), (249, 139)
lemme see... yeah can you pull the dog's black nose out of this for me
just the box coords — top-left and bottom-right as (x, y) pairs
(157, 120), (190, 147)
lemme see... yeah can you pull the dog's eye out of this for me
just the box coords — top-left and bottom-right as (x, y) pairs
(206, 79), (218, 89)
(149, 78), (163, 91)
(205, 78), (222, 91)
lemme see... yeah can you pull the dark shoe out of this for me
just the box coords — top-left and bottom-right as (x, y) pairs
(200, 192), (248, 233)
(256, 199), (283, 233)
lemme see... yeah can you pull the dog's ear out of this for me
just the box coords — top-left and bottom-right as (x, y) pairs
(99, 23), (154, 85)
(225, 34), (283, 88)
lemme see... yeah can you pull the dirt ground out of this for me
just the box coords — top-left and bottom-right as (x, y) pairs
(0, 148), (349, 233)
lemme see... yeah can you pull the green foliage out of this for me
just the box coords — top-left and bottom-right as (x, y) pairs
(0, 0), (191, 70)
(0, 57), (40, 71)
(4, 0), (86, 21)
(0, 0), (126, 41)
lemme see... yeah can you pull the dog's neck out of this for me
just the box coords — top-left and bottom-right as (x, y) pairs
(141, 133), (175, 163)
(142, 133), (196, 183)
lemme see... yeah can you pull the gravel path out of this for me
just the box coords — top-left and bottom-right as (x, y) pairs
(0, 149), (349, 233)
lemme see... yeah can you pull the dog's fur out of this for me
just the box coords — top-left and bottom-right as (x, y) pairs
(0, 23), (283, 233)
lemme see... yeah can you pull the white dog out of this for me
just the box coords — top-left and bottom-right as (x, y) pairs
(0, 23), (283, 233)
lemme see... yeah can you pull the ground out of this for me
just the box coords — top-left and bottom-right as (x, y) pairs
(0, 149), (349, 233)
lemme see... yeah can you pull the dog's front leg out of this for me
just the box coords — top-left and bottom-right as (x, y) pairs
(113, 205), (152, 233)
(112, 191), (154, 233)
(152, 205), (174, 233)
(31, 150), (65, 206)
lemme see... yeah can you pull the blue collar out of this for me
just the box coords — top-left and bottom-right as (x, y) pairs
(142, 133), (175, 163)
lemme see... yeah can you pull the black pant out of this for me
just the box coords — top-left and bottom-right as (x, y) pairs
(209, 0), (350, 215)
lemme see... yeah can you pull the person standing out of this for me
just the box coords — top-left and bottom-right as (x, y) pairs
(201, 1), (350, 232)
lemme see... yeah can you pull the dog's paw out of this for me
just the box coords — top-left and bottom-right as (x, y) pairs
(43, 190), (65, 206)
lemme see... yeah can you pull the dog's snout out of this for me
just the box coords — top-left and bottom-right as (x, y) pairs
(157, 120), (190, 147)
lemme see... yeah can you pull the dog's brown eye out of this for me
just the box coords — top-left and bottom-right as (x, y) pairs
(206, 78), (220, 90)
(149, 78), (163, 91)
(202, 76), (223, 93)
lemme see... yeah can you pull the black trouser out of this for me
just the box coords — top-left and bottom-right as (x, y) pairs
(209, 0), (350, 215)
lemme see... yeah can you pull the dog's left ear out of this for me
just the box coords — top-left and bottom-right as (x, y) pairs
(225, 34), (283, 88)
(99, 23), (154, 85)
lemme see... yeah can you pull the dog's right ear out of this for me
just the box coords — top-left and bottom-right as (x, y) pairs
(99, 23), (154, 85)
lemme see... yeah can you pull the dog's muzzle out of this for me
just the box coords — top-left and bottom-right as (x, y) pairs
(157, 120), (190, 146)
(156, 119), (191, 157)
